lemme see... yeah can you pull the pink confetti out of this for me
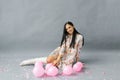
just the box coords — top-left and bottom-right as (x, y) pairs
(82, 63), (85, 65)
(102, 72), (106, 75)
(0, 67), (6, 72)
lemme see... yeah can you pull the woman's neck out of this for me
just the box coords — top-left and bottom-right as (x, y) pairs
(68, 34), (72, 36)
(67, 34), (73, 38)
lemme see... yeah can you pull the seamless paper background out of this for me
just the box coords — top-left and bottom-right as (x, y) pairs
(0, 0), (120, 51)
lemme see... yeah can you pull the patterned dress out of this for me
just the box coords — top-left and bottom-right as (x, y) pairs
(49, 34), (83, 69)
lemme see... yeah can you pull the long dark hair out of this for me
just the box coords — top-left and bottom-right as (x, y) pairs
(60, 21), (84, 48)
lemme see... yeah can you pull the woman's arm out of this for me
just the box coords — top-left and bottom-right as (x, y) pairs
(75, 43), (80, 62)
(75, 34), (83, 62)
(53, 41), (65, 66)
(53, 54), (63, 66)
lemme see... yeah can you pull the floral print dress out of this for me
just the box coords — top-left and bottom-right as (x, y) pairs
(49, 34), (83, 69)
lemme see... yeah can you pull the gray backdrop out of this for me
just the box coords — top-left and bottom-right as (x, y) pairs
(0, 0), (120, 52)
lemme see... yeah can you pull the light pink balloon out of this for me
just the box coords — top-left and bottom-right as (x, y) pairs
(32, 66), (44, 77)
(35, 61), (43, 67)
(63, 65), (73, 75)
(46, 66), (58, 76)
(45, 63), (53, 71)
(73, 62), (83, 72)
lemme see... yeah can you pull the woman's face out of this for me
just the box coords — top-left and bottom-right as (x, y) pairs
(66, 24), (74, 35)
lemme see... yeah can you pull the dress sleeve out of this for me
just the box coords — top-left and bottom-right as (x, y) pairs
(59, 40), (66, 55)
(75, 34), (84, 61)
(75, 34), (83, 49)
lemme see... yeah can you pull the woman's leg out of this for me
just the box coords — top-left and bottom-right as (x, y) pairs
(20, 47), (60, 66)
(20, 54), (59, 66)
(46, 53), (59, 63)
(19, 57), (47, 66)
(47, 47), (60, 63)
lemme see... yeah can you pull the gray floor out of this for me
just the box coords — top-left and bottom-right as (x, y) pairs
(0, 49), (120, 80)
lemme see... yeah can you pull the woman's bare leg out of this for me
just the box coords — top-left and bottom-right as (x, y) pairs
(19, 57), (47, 66)
(46, 53), (59, 63)
(20, 47), (60, 66)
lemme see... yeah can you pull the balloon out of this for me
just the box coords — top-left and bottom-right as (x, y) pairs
(46, 65), (58, 76)
(32, 61), (45, 77)
(73, 62), (83, 72)
(35, 61), (43, 67)
(63, 65), (73, 75)
(45, 63), (53, 71)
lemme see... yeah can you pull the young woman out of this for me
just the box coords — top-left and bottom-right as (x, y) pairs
(20, 21), (84, 69)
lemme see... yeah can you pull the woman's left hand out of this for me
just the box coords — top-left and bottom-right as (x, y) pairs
(53, 60), (59, 66)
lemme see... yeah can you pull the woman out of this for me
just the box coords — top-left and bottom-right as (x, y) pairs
(46, 21), (84, 68)
(20, 21), (84, 69)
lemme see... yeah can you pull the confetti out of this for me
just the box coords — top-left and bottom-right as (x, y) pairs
(0, 67), (7, 72)
(102, 72), (106, 75)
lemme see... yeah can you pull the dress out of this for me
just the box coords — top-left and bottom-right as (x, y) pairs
(49, 34), (83, 69)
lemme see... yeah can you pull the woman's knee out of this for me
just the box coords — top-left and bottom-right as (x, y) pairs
(46, 56), (54, 63)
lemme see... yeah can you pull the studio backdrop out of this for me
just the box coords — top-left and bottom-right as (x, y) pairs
(0, 0), (120, 52)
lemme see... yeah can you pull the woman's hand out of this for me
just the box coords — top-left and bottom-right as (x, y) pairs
(53, 60), (59, 66)
(53, 54), (62, 66)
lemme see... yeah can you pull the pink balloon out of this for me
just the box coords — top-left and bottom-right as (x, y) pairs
(35, 61), (43, 67)
(63, 65), (73, 75)
(73, 62), (83, 72)
(46, 66), (58, 76)
(32, 66), (44, 77)
(45, 63), (53, 71)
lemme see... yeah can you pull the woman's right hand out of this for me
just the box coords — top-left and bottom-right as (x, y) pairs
(53, 60), (59, 66)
